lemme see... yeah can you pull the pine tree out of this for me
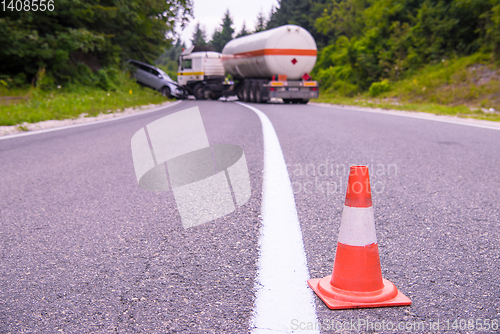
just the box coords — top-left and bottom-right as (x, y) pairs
(267, 5), (277, 29)
(236, 21), (250, 38)
(191, 23), (207, 46)
(255, 10), (267, 32)
(267, 0), (312, 29)
(210, 10), (235, 52)
(266, 0), (329, 46)
(266, 0), (287, 29)
(156, 38), (185, 66)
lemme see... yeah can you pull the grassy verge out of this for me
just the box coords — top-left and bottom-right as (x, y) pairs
(314, 95), (500, 122)
(314, 53), (500, 122)
(0, 76), (172, 126)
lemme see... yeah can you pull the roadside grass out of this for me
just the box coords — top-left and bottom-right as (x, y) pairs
(314, 95), (500, 122)
(315, 52), (500, 122)
(0, 77), (172, 126)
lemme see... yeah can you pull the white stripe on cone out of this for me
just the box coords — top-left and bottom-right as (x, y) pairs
(338, 206), (377, 246)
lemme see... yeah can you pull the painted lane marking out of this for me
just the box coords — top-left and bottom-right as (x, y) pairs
(0, 101), (183, 141)
(237, 102), (319, 333)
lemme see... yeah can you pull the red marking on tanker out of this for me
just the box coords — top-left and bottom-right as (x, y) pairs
(225, 48), (317, 60)
(291, 58), (297, 65)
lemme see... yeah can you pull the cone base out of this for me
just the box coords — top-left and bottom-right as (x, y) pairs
(308, 275), (411, 310)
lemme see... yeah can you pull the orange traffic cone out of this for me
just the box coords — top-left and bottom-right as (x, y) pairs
(308, 165), (411, 309)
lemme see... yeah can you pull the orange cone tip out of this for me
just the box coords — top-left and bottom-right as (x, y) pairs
(307, 165), (411, 309)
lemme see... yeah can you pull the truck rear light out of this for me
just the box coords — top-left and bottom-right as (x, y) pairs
(311, 87), (318, 91)
(270, 87), (275, 91)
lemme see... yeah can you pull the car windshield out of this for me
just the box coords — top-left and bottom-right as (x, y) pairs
(157, 69), (171, 80)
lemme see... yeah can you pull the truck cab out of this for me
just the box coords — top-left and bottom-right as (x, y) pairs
(178, 46), (226, 100)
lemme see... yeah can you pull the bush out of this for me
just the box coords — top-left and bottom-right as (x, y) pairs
(36, 68), (55, 91)
(369, 79), (391, 97)
(96, 68), (118, 91)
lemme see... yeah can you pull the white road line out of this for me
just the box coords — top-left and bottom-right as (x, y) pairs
(0, 101), (183, 141)
(237, 102), (319, 334)
(311, 103), (500, 131)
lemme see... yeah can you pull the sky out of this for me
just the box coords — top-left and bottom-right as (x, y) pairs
(176, 0), (279, 47)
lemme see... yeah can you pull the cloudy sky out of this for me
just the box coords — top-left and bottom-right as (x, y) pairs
(177, 0), (279, 47)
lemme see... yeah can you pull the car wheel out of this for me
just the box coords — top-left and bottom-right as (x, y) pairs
(161, 86), (171, 98)
(194, 84), (205, 100)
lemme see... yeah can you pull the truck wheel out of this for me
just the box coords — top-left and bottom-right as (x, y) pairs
(248, 81), (256, 103)
(254, 81), (263, 103)
(242, 82), (250, 102)
(194, 84), (205, 100)
(236, 85), (244, 101)
(283, 99), (292, 104)
(299, 99), (309, 104)
(180, 87), (189, 99)
(161, 86), (171, 98)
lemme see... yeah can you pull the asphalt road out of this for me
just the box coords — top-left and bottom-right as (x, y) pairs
(1, 100), (499, 333)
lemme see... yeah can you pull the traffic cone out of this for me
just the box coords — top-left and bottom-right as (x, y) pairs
(307, 165), (411, 309)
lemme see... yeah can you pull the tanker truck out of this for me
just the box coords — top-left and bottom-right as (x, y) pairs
(177, 24), (319, 103)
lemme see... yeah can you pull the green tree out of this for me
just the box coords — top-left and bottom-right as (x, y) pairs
(267, 0), (329, 46)
(313, 0), (500, 94)
(315, 0), (368, 41)
(254, 10), (267, 32)
(157, 39), (186, 64)
(191, 23), (207, 46)
(155, 38), (186, 79)
(0, 0), (193, 84)
(236, 21), (250, 38)
(210, 10), (235, 52)
(481, 0), (500, 56)
(267, 5), (277, 29)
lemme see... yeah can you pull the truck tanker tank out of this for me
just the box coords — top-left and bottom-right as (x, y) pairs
(222, 25), (317, 80)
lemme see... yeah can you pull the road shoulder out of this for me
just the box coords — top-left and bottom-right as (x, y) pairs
(310, 102), (500, 130)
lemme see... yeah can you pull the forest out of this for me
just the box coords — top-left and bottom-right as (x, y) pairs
(1, 0), (499, 115)
(0, 0), (192, 88)
(279, 0), (500, 94)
